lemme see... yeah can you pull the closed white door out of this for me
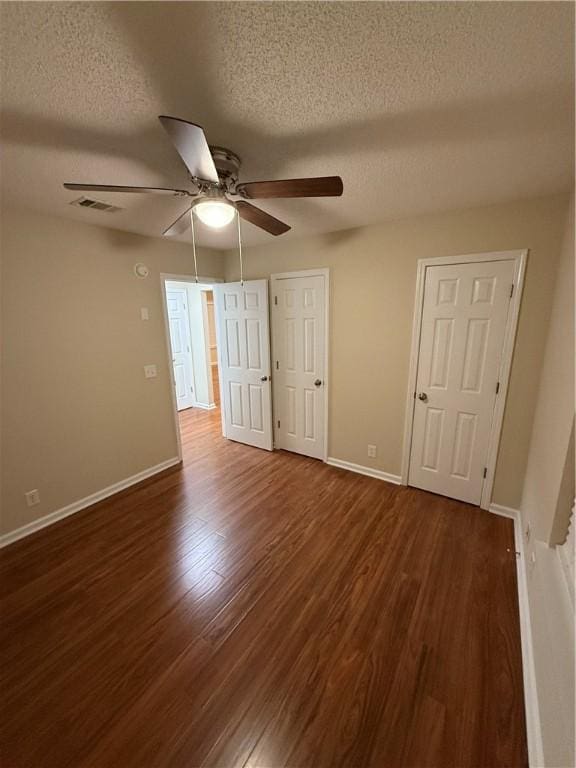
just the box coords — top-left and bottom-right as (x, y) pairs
(166, 288), (195, 411)
(272, 272), (327, 460)
(408, 260), (515, 504)
(213, 280), (272, 451)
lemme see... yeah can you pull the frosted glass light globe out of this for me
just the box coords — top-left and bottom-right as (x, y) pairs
(193, 199), (235, 229)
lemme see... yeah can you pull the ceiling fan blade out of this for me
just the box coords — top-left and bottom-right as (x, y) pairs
(235, 201), (290, 236)
(64, 183), (191, 197)
(162, 207), (193, 237)
(236, 176), (343, 200)
(158, 116), (219, 184)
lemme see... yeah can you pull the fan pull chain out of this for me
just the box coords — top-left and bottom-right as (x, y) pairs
(190, 209), (199, 283)
(237, 208), (244, 286)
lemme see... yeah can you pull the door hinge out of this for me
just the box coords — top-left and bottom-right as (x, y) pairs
(277, 420), (280, 428)
(509, 284), (514, 298)
(495, 381), (500, 394)
(276, 360), (279, 370)
(483, 467), (487, 479)
(413, 391), (416, 399)
(274, 296), (278, 305)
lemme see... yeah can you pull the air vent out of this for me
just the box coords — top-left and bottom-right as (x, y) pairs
(70, 196), (122, 213)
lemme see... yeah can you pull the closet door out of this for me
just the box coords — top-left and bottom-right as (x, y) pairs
(408, 259), (515, 504)
(271, 271), (327, 460)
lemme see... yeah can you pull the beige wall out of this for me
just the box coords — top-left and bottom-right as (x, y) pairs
(226, 193), (569, 508)
(2, 193), (569, 538)
(520, 195), (574, 768)
(1, 206), (225, 536)
(521, 194), (575, 543)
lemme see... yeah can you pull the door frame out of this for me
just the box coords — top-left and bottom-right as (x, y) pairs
(160, 273), (222, 463)
(270, 268), (330, 462)
(400, 249), (528, 510)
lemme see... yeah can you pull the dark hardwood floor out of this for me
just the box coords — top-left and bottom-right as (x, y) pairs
(0, 407), (527, 767)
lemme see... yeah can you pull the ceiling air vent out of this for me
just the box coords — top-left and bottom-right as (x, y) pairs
(70, 196), (122, 213)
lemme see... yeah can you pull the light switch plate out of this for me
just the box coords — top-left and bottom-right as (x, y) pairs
(367, 444), (377, 458)
(144, 364), (157, 379)
(141, 307), (149, 321)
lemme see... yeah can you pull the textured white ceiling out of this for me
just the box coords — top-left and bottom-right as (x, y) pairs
(1, 1), (573, 250)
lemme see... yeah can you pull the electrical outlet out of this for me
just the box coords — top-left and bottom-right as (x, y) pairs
(25, 489), (40, 507)
(367, 444), (377, 458)
(144, 364), (157, 379)
(140, 307), (149, 321)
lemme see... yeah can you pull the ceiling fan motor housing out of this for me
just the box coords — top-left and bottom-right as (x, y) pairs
(209, 146), (241, 183)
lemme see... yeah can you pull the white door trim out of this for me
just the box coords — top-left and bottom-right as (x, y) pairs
(400, 249), (528, 510)
(160, 273), (223, 462)
(270, 268), (330, 461)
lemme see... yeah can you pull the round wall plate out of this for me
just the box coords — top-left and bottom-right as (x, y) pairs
(134, 263), (149, 279)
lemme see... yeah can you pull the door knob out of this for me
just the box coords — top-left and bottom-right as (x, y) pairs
(314, 379), (322, 387)
(418, 392), (428, 402)
(260, 375), (269, 382)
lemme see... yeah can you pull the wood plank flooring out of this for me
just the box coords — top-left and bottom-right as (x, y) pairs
(0, 407), (527, 767)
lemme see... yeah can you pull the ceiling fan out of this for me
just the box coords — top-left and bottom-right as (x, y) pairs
(64, 116), (344, 237)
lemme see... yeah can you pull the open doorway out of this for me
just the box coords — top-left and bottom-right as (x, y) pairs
(161, 275), (222, 462)
(162, 277), (281, 460)
(202, 289), (220, 408)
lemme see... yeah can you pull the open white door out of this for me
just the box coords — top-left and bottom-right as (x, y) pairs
(166, 287), (195, 411)
(213, 280), (273, 451)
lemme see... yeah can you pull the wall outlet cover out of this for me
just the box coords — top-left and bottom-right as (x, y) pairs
(25, 489), (40, 507)
(144, 364), (158, 379)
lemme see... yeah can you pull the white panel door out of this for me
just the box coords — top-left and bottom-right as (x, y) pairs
(408, 260), (515, 504)
(272, 273), (326, 460)
(166, 288), (195, 411)
(213, 280), (272, 451)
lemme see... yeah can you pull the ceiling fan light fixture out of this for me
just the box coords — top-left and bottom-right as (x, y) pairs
(193, 198), (235, 229)
(64, 116), (343, 237)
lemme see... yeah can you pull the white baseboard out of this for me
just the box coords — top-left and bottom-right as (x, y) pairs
(497, 506), (544, 768)
(488, 502), (520, 520)
(193, 402), (216, 411)
(326, 457), (402, 485)
(0, 457), (181, 549)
